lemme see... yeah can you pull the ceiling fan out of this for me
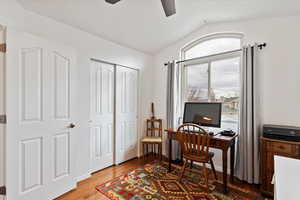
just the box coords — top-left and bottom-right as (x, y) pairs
(105, 0), (176, 17)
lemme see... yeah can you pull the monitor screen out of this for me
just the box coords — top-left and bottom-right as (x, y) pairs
(183, 102), (222, 128)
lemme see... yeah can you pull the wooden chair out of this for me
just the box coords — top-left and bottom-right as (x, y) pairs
(176, 123), (217, 190)
(141, 119), (163, 160)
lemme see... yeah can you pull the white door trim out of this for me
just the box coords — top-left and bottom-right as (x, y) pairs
(0, 25), (6, 200)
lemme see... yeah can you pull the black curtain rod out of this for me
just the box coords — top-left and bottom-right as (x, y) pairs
(164, 42), (267, 66)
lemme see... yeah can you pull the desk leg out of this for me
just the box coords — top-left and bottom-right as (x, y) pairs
(168, 138), (172, 172)
(230, 139), (236, 183)
(222, 149), (228, 193)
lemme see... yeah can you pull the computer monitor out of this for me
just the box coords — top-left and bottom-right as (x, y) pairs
(183, 102), (222, 128)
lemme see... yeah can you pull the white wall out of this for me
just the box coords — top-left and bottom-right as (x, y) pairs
(153, 15), (300, 170)
(0, 0), (154, 183)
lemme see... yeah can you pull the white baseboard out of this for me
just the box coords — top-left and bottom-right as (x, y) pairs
(75, 172), (91, 182)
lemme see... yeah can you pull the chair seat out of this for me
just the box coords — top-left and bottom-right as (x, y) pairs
(141, 137), (162, 143)
(183, 151), (214, 163)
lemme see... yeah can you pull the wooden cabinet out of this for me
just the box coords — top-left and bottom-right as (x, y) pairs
(260, 137), (300, 196)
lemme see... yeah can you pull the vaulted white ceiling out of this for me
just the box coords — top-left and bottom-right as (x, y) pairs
(17, 0), (300, 54)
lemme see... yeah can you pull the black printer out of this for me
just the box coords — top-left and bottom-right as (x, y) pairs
(263, 124), (300, 142)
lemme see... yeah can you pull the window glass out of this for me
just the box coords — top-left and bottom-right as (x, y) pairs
(186, 63), (209, 102)
(211, 57), (240, 131)
(185, 38), (241, 59)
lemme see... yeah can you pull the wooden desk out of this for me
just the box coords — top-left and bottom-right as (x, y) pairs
(165, 128), (238, 192)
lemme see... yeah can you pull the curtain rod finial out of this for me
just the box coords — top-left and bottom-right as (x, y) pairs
(258, 43), (267, 49)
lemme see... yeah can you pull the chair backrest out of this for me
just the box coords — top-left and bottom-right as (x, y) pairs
(146, 119), (162, 137)
(176, 123), (210, 155)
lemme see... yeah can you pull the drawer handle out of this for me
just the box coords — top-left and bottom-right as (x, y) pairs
(278, 145), (285, 150)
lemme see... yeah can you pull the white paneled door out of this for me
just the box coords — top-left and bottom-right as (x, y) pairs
(89, 60), (114, 172)
(115, 66), (138, 164)
(6, 30), (77, 200)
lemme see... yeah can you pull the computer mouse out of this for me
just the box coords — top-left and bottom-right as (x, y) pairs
(208, 132), (214, 136)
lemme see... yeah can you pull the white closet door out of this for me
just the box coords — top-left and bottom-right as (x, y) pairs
(115, 66), (138, 164)
(6, 30), (78, 200)
(89, 60), (114, 172)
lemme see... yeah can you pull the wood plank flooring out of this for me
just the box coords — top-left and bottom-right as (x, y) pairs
(56, 156), (263, 200)
(56, 157), (150, 200)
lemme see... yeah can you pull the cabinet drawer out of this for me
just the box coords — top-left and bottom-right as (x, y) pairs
(268, 142), (293, 154)
(209, 140), (229, 149)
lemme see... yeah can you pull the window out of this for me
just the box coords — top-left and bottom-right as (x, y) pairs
(182, 34), (242, 132)
(184, 37), (241, 59)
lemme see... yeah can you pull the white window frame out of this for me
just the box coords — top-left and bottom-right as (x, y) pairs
(180, 33), (244, 117)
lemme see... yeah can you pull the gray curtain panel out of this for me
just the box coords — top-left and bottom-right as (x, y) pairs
(166, 61), (181, 160)
(235, 44), (262, 184)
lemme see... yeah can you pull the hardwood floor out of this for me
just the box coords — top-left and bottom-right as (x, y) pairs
(56, 157), (150, 200)
(56, 156), (264, 200)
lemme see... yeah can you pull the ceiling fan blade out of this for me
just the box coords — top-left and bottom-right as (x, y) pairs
(161, 0), (176, 17)
(105, 0), (121, 4)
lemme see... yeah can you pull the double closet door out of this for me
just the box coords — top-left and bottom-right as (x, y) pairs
(89, 60), (138, 172)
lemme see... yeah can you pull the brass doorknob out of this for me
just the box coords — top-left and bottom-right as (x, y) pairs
(68, 123), (76, 128)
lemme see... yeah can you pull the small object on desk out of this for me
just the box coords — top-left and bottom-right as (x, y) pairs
(219, 130), (235, 137)
(208, 131), (215, 136)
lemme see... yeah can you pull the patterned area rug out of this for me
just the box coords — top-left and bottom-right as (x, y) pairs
(96, 162), (268, 200)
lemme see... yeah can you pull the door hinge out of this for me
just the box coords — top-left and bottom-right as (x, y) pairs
(0, 115), (6, 124)
(0, 186), (6, 195)
(0, 43), (6, 53)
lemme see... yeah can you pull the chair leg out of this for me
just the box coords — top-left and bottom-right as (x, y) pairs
(151, 144), (153, 156)
(203, 163), (209, 191)
(152, 144), (154, 156)
(179, 159), (188, 182)
(160, 143), (163, 161)
(158, 144), (161, 161)
(144, 143), (146, 159)
(142, 143), (144, 160)
(145, 144), (147, 160)
(210, 157), (217, 180)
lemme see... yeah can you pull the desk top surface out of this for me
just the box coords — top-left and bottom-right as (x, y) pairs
(165, 128), (238, 141)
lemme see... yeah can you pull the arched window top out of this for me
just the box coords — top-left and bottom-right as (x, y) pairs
(182, 33), (243, 60)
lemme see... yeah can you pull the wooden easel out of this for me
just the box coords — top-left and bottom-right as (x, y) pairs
(150, 103), (156, 155)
